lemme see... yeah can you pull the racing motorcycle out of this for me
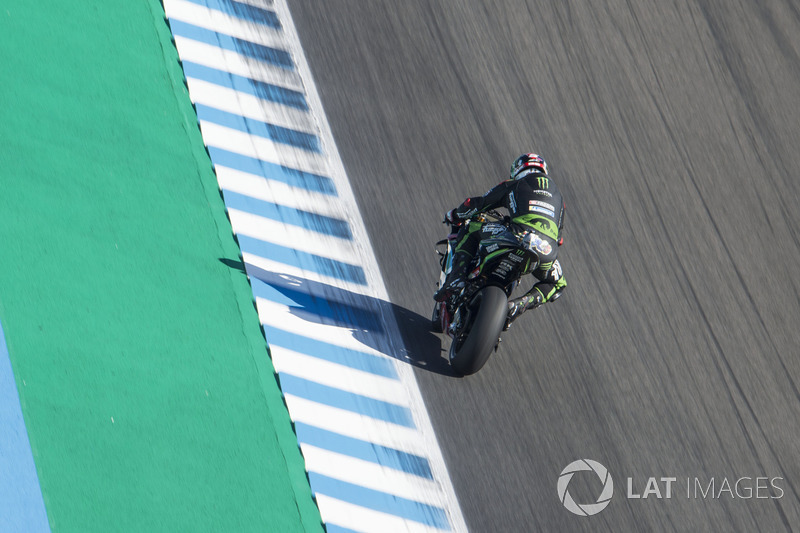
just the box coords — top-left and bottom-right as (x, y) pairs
(432, 210), (545, 375)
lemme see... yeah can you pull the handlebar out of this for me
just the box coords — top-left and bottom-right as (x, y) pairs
(443, 209), (509, 225)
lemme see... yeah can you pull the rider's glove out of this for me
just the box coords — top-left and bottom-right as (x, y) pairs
(443, 209), (459, 225)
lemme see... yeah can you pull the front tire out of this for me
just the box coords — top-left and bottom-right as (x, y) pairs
(449, 286), (508, 375)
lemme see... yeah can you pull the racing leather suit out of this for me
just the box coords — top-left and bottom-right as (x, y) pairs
(436, 171), (567, 320)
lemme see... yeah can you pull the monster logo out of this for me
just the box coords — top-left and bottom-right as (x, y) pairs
(513, 214), (558, 240)
(532, 218), (552, 234)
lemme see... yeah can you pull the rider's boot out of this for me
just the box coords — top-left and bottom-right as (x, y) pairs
(433, 251), (471, 302)
(505, 289), (544, 328)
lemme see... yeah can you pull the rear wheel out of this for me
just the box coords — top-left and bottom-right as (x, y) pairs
(449, 286), (508, 375)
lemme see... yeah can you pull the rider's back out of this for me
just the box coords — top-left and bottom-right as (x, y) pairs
(505, 173), (564, 242)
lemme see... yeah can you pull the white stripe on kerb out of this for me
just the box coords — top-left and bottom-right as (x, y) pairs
(173, 36), (304, 91)
(185, 78), (316, 133)
(284, 395), (428, 456)
(216, 166), (341, 218)
(300, 444), (442, 504)
(199, 121), (329, 175)
(270, 347), (408, 404)
(315, 494), (450, 533)
(229, 209), (357, 262)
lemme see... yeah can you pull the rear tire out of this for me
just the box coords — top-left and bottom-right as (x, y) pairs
(449, 286), (508, 375)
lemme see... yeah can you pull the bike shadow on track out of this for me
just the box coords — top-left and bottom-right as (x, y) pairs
(220, 258), (460, 377)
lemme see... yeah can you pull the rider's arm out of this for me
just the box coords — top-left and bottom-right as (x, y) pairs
(450, 180), (513, 222)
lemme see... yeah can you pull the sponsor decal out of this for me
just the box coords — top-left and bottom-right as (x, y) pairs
(523, 232), (552, 256)
(530, 200), (555, 211)
(484, 223), (506, 235)
(550, 260), (562, 280)
(485, 243), (499, 253)
(496, 263), (512, 275)
(533, 189), (553, 197)
(509, 191), (517, 213)
(537, 240), (552, 256)
(530, 206), (556, 217)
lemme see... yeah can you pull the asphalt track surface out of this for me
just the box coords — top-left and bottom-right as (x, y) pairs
(287, 2), (800, 531)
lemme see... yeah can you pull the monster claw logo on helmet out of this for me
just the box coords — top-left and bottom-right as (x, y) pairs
(510, 153), (548, 180)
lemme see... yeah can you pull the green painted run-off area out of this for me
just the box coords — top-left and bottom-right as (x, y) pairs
(0, 1), (322, 531)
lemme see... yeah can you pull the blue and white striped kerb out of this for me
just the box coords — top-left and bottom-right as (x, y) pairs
(161, 1), (468, 531)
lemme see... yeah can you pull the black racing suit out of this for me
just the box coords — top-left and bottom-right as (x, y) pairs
(441, 171), (567, 318)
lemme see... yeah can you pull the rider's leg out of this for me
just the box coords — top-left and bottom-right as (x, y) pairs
(507, 259), (566, 323)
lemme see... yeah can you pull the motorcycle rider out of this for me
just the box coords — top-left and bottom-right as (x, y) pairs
(433, 153), (567, 324)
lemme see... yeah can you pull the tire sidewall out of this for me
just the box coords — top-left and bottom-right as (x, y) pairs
(449, 285), (508, 375)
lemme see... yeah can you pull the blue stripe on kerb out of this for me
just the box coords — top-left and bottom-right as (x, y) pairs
(208, 147), (337, 195)
(168, 19), (293, 69)
(182, 61), (308, 110)
(279, 374), (415, 427)
(323, 525), (361, 533)
(236, 234), (366, 285)
(224, 190), (351, 238)
(309, 473), (451, 530)
(294, 422), (433, 479)
(0, 321), (51, 533)
(184, 0), (281, 29)
(195, 104), (321, 152)
(262, 327), (398, 379)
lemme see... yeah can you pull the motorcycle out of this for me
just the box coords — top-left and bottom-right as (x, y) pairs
(432, 210), (543, 375)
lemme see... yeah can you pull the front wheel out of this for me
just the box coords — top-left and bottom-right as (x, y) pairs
(449, 286), (508, 375)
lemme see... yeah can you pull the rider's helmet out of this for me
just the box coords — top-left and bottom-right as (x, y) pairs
(510, 153), (548, 180)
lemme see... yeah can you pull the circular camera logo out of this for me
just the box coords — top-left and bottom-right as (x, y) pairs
(558, 459), (614, 516)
